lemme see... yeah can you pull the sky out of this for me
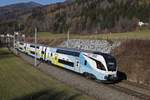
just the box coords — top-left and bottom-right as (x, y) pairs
(0, 0), (65, 7)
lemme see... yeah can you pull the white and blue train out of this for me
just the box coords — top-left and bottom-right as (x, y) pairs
(15, 41), (118, 82)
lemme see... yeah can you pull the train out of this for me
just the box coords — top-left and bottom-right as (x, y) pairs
(15, 41), (118, 82)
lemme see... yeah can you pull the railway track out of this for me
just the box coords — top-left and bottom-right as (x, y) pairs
(12, 49), (150, 100)
(77, 71), (150, 100)
(86, 77), (150, 100)
(107, 84), (150, 100)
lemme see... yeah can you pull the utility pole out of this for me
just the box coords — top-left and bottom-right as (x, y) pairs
(67, 30), (69, 48)
(66, 9), (70, 48)
(19, 23), (21, 32)
(22, 34), (25, 43)
(34, 28), (37, 67)
(13, 34), (15, 48)
(6, 34), (9, 47)
(14, 32), (19, 55)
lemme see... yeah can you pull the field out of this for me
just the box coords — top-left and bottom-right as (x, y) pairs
(38, 30), (150, 40)
(0, 48), (93, 100)
(25, 30), (150, 46)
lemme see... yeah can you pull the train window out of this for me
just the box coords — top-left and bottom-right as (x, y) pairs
(30, 45), (35, 48)
(30, 45), (39, 49)
(86, 55), (106, 71)
(84, 60), (87, 65)
(19, 47), (23, 50)
(41, 51), (44, 54)
(56, 49), (80, 57)
(30, 51), (35, 55)
(96, 61), (106, 71)
(58, 59), (74, 67)
(51, 53), (53, 56)
(19, 43), (24, 45)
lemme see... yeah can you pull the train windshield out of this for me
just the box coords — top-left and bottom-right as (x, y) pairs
(106, 57), (116, 71)
(93, 52), (117, 71)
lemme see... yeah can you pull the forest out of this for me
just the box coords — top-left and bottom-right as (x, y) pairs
(0, 0), (150, 34)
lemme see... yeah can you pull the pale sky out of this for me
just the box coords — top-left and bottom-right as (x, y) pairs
(0, 0), (65, 7)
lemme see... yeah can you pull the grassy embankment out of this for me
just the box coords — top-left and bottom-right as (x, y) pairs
(25, 30), (150, 46)
(0, 48), (94, 100)
(38, 30), (150, 40)
(113, 40), (150, 87)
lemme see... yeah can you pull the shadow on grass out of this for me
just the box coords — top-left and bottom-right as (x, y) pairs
(0, 51), (11, 55)
(13, 89), (82, 100)
(0, 52), (14, 60)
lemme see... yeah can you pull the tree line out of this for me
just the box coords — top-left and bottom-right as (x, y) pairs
(0, 0), (150, 35)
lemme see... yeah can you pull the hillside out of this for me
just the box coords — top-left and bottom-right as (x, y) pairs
(0, 1), (42, 21)
(25, 0), (150, 34)
(0, 0), (150, 34)
(113, 40), (150, 87)
(0, 2), (42, 33)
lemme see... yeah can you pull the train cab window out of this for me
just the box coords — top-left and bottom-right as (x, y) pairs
(84, 60), (87, 65)
(96, 61), (106, 71)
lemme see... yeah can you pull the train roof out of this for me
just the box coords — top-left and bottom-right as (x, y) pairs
(56, 47), (112, 56)
(56, 47), (115, 59)
(18, 41), (114, 57)
(56, 47), (82, 52)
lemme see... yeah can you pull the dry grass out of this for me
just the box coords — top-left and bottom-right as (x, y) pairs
(25, 30), (150, 47)
(37, 30), (150, 40)
(113, 40), (150, 86)
(25, 37), (65, 46)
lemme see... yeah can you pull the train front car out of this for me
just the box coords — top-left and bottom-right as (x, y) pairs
(81, 52), (117, 82)
(101, 53), (118, 82)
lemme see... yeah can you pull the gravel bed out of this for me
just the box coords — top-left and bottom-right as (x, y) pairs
(58, 39), (121, 53)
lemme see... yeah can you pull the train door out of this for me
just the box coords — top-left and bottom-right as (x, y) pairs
(51, 53), (58, 65)
(74, 58), (80, 73)
(44, 47), (47, 60)
(41, 46), (47, 60)
(45, 47), (51, 62)
(49, 48), (56, 64)
(41, 47), (44, 59)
